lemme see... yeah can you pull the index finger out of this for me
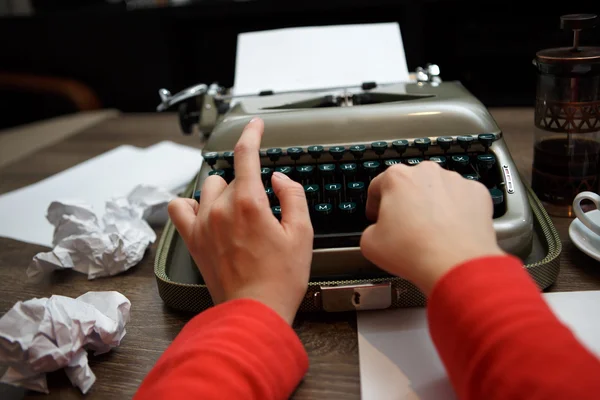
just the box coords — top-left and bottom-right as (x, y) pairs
(232, 117), (264, 183)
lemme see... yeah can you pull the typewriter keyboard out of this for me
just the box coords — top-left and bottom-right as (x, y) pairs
(198, 134), (506, 249)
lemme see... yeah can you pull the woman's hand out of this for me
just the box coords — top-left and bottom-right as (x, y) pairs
(360, 161), (505, 295)
(168, 118), (314, 324)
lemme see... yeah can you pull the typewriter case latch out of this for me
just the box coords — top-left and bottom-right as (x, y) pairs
(316, 283), (392, 312)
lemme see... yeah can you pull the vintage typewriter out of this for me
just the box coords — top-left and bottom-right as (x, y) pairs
(156, 65), (534, 281)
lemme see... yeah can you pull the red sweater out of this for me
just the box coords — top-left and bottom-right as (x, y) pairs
(134, 256), (600, 399)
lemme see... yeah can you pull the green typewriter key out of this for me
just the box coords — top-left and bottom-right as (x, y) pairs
(260, 167), (273, 182)
(193, 190), (201, 202)
(304, 184), (320, 203)
(457, 135), (474, 151)
(296, 165), (314, 179)
(329, 146), (346, 161)
(318, 164), (335, 176)
(338, 201), (357, 214)
(275, 166), (293, 177)
(429, 156), (447, 168)
(265, 187), (275, 203)
(266, 148), (282, 162)
(287, 147), (304, 161)
(325, 183), (342, 199)
(315, 203), (333, 216)
(392, 140), (408, 155)
(463, 174), (479, 181)
(384, 159), (402, 168)
(223, 151), (234, 165)
(340, 163), (357, 176)
(209, 169), (226, 177)
(204, 152), (219, 167)
(406, 157), (423, 166)
(478, 133), (496, 151)
(272, 205), (282, 220)
(477, 154), (496, 170)
(437, 136), (453, 152)
(349, 145), (366, 159)
(347, 182), (365, 200)
(451, 154), (470, 168)
(371, 141), (388, 156)
(308, 145), (324, 160)
(363, 161), (380, 178)
(414, 138), (431, 153)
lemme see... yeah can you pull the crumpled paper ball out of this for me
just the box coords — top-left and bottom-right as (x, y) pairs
(0, 291), (131, 394)
(26, 184), (175, 280)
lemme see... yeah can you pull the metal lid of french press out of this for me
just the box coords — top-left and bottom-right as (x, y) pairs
(534, 14), (600, 73)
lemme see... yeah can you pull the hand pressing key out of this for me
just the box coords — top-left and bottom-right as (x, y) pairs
(167, 118), (314, 325)
(360, 161), (505, 296)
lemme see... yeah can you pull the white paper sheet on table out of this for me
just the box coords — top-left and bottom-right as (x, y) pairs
(357, 290), (600, 400)
(233, 22), (410, 96)
(0, 141), (203, 247)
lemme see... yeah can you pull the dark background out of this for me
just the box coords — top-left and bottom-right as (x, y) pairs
(1, 0), (599, 130)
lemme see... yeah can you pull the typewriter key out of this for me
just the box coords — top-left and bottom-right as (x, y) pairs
(339, 202), (357, 214)
(371, 141), (388, 156)
(414, 138), (431, 153)
(429, 156), (447, 168)
(308, 145), (324, 160)
(451, 155), (470, 168)
(315, 203), (333, 216)
(260, 167), (272, 183)
(223, 151), (234, 165)
(271, 205), (282, 220)
(204, 152), (218, 168)
(209, 169), (226, 178)
(275, 166), (292, 176)
(384, 159), (402, 168)
(437, 137), (453, 151)
(406, 157), (423, 166)
(457, 136), (474, 151)
(478, 134), (495, 151)
(329, 146), (346, 160)
(265, 187), (275, 204)
(287, 147), (304, 161)
(266, 148), (282, 162)
(477, 154), (496, 169)
(392, 140), (408, 155)
(350, 145), (366, 159)
(463, 174), (479, 181)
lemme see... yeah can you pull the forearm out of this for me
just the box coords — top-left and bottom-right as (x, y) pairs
(428, 255), (600, 400)
(134, 299), (308, 400)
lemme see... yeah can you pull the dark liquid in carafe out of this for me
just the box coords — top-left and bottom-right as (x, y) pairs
(532, 137), (600, 206)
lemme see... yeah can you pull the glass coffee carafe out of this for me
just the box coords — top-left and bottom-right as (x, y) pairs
(531, 13), (600, 217)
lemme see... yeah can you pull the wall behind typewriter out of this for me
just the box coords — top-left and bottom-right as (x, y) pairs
(0, 0), (599, 129)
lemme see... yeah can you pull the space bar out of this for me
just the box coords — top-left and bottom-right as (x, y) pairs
(313, 232), (362, 249)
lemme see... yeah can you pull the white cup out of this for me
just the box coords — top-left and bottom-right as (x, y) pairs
(573, 191), (600, 237)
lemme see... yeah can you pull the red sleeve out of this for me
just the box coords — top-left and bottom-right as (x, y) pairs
(427, 255), (600, 400)
(133, 298), (308, 400)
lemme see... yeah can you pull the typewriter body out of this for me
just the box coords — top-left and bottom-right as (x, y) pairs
(157, 67), (534, 280)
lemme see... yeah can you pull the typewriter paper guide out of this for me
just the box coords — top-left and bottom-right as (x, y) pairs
(206, 82), (502, 152)
(233, 22), (410, 96)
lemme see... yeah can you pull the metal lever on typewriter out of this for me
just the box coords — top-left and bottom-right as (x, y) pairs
(156, 83), (228, 136)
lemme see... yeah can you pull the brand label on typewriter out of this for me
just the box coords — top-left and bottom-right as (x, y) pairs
(502, 165), (515, 194)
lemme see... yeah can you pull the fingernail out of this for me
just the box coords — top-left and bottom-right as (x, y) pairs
(272, 171), (290, 181)
(250, 117), (261, 124)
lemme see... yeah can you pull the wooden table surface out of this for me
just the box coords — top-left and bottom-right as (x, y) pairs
(1, 108), (600, 399)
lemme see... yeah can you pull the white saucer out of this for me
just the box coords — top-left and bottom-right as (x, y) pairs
(569, 209), (600, 262)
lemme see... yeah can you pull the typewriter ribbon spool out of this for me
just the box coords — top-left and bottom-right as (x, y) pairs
(532, 13), (600, 217)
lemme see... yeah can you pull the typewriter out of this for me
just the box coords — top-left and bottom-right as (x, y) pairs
(156, 65), (533, 280)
